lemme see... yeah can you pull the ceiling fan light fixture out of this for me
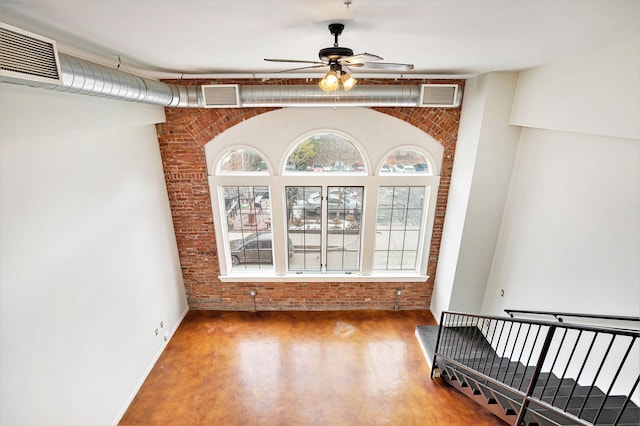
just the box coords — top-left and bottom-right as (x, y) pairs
(341, 72), (357, 91)
(319, 70), (340, 91)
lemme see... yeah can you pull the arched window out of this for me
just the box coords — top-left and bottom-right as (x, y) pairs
(207, 108), (441, 282)
(379, 149), (433, 175)
(218, 148), (268, 174)
(284, 133), (366, 174)
(215, 148), (273, 271)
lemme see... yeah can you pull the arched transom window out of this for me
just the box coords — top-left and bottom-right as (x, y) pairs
(283, 133), (366, 174)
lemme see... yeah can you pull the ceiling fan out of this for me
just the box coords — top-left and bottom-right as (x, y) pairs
(264, 23), (414, 91)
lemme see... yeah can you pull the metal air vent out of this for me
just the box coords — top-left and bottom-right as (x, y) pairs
(201, 84), (241, 108)
(419, 84), (462, 107)
(0, 22), (62, 86)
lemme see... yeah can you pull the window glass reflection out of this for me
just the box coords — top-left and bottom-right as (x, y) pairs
(379, 149), (431, 175)
(285, 134), (366, 174)
(219, 149), (268, 173)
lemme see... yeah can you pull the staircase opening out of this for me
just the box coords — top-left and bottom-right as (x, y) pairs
(416, 310), (640, 426)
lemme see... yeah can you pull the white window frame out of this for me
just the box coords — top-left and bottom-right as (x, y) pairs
(210, 150), (439, 283)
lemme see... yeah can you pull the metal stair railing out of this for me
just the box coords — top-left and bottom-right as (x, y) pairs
(504, 309), (640, 326)
(431, 311), (640, 426)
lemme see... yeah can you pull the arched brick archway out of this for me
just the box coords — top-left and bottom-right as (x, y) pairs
(158, 79), (463, 310)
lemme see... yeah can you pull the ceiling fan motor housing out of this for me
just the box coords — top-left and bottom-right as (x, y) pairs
(319, 46), (354, 62)
(319, 23), (353, 62)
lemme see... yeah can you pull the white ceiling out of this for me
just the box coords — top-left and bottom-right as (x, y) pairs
(2, 0), (639, 80)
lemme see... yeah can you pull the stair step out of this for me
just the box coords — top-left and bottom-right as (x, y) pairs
(523, 403), (640, 426)
(540, 394), (629, 410)
(566, 405), (640, 424)
(531, 381), (604, 399)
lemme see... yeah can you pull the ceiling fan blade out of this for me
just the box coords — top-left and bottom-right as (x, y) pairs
(339, 53), (383, 65)
(264, 58), (327, 65)
(361, 62), (414, 71)
(277, 64), (328, 73)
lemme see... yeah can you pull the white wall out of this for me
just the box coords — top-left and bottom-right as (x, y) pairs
(482, 128), (639, 316)
(204, 107), (444, 175)
(482, 37), (640, 317)
(0, 85), (188, 426)
(431, 72), (521, 320)
(511, 37), (640, 141)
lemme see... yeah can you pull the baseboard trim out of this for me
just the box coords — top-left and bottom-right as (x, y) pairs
(112, 306), (189, 425)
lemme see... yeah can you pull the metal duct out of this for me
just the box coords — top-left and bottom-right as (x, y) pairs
(56, 53), (201, 107)
(239, 85), (422, 107)
(15, 52), (433, 108)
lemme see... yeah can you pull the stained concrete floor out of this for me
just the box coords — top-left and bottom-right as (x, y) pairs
(120, 310), (505, 425)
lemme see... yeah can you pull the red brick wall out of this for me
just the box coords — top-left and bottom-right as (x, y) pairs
(158, 78), (463, 310)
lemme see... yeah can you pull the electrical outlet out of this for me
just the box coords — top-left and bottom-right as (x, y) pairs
(155, 328), (159, 336)
(250, 289), (257, 297)
(160, 321), (164, 328)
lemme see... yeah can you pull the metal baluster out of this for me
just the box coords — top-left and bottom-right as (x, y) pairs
(593, 336), (637, 424)
(491, 319), (507, 380)
(483, 318), (499, 377)
(518, 324), (543, 391)
(548, 327), (569, 406)
(442, 313), (454, 359)
(510, 323), (531, 388)
(453, 314), (464, 361)
(459, 315), (473, 364)
(554, 329), (583, 405)
(563, 331), (599, 413)
(515, 325), (557, 426)
(464, 316), (478, 368)
(475, 317), (488, 371)
(431, 311), (447, 379)
(496, 321), (514, 381)
(578, 333), (615, 419)
(502, 322), (522, 384)
(613, 373), (640, 426)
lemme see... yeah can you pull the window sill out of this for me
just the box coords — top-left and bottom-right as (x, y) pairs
(219, 273), (430, 283)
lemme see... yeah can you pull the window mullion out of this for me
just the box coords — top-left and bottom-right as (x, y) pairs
(359, 186), (376, 275)
(270, 182), (287, 275)
(321, 191), (327, 272)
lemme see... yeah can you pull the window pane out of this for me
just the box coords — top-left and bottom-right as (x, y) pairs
(375, 230), (391, 250)
(219, 149), (268, 173)
(326, 186), (363, 272)
(224, 186), (273, 270)
(380, 251), (403, 270)
(402, 229), (421, 250)
(402, 251), (418, 269)
(287, 186), (322, 272)
(284, 133), (366, 174)
(374, 186), (425, 271)
(379, 149), (431, 174)
(286, 186), (363, 273)
(376, 187), (394, 229)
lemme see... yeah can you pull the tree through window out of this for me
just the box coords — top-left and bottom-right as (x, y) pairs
(284, 133), (366, 173)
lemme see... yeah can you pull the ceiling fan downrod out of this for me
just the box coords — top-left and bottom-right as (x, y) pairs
(328, 23), (345, 46)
